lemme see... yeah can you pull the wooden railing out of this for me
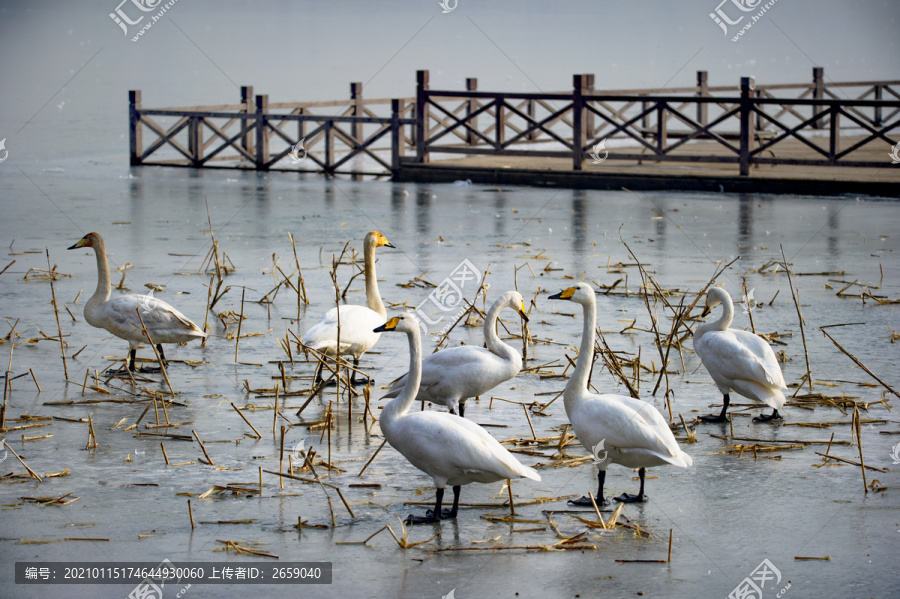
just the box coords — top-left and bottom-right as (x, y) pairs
(129, 68), (900, 177)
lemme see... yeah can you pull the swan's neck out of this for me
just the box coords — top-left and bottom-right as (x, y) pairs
(89, 238), (112, 307)
(380, 327), (422, 429)
(483, 299), (519, 364)
(696, 296), (733, 339)
(363, 242), (386, 318)
(564, 296), (596, 413)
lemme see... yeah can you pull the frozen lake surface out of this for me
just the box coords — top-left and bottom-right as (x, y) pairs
(1, 166), (899, 598)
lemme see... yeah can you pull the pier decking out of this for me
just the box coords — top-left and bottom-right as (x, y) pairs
(128, 68), (900, 196)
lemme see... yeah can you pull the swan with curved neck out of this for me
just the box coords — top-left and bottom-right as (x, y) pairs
(67, 232), (206, 372)
(382, 290), (529, 418)
(374, 315), (540, 524)
(304, 231), (395, 385)
(550, 282), (692, 505)
(693, 286), (786, 423)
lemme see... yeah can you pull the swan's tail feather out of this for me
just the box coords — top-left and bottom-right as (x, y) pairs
(516, 465), (541, 482)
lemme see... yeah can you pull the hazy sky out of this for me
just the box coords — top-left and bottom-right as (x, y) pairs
(0, 0), (896, 163)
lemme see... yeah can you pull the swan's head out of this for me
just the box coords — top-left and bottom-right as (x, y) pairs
(365, 231), (395, 250)
(702, 287), (732, 316)
(548, 282), (595, 305)
(501, 290), (529, 323)
(373, 315), (418, 335)
(68, 232), (102, 250)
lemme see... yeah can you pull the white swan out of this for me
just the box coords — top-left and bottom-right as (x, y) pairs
(304, 231), (395, 385)
(382, 290), (529, 418)
(549, 282), (692, 505)
(693, 287), (787, 423)
(374, 315), (541, 524)
(67, 232), (207, 372)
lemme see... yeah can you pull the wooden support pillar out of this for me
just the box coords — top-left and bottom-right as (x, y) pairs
(391, 98), (402, 175)
(415, 70), (429, 163)
(188, 116), (202, 167)
(350, 82), (363, 146)
(572, 74), (585, 171)
(129, 90), (142, 166)
(583, 74), (595, 141)
(255, 94), (269, 170)
(739, 76), (755, 176)
(696, 71), (708, 127)
(812, 66), (825, 129)
(240, 86), (254, 158)
(466, 77), (478, 146)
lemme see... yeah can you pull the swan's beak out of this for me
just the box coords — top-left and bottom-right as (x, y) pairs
(67, 236), (89, 250)
(548, 287), (576, 301)
(700, 305), (712, 317)
(373, 316), (401, 333)
(517, 301), (529, 322)
(383, 240), (395, 248)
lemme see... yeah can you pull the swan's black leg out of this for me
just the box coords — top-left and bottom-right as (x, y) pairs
(406, 487), (444, 524)
(753, 409), (782, 423)
(442, 485), (461, 519)
(157, 344), (167, 366)
(458, 402), (465, 418)
(698, 393), (730, 423)
(128, 349), (137, 372)
(616, 467), (648, 503)
(568, 469), (609, 506)
(349, 357), (371, 386)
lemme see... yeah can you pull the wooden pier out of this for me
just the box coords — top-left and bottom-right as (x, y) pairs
(128, 68), (900, 196)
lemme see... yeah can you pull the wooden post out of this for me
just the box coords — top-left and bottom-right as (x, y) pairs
(324, 120), (334, 175)
(129, 90), (142, 166)
(828, 104), (839, 165)
(240, 86), (254, 157)
(188, 116), (202, 167)
(466, 78), (478, 146)
(655, 100), (667, 157)
(495, 97), (505, 150)
(255, 94), (269, 170)
(415, 70), (430, 163)
(350, 82), (363, 147)
(739, 76), (755, 176)
(583, 74), (595, 141)
(812, 66), (825, 129)
(391, 98), (401, 175)
(873, 84), (883, 126)
(572, 74), (584, 171)
(640, 96), (650, 138)
(696, 71), (708, 128)
(526, 95), (536, 141)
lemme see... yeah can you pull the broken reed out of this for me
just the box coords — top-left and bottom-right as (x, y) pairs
(47, 249), (69, 380)
(780, 245), (813, 392)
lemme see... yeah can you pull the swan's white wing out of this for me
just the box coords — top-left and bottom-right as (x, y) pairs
(696, 330), (785, 389)
(570, 394), (690, 467)
(387, 412), (539, 487)
(100, 294), (205, 343)
(388, 346), (520, 400)
(304, 305), (383, 356)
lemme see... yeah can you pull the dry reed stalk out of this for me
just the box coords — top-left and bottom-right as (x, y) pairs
(288, 232), (308, 308)
(820, 326), (899, 401)
(742, 278), (756, 334)
(188, 499), (195, 529)
(134, 309), (174, 396)
(279, 425), (286, 490)
(853, 406), (868, 493)
(522, 403), (536, 439)
(668, 528), (673, 562)
(47, 250), (68, 380)
(192, 430), (214, 465)
(3, 439), (41, 481)
(230, 402), (262, 438)
(588, 492), (607, 529)
(86, 414), (98, 449)
(780, 246), (812, 392)
(160, 442), (170, 465)
(506, 479), (515, 516)
(234, 286), (245, 363)
(357, 439), (387, 476)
